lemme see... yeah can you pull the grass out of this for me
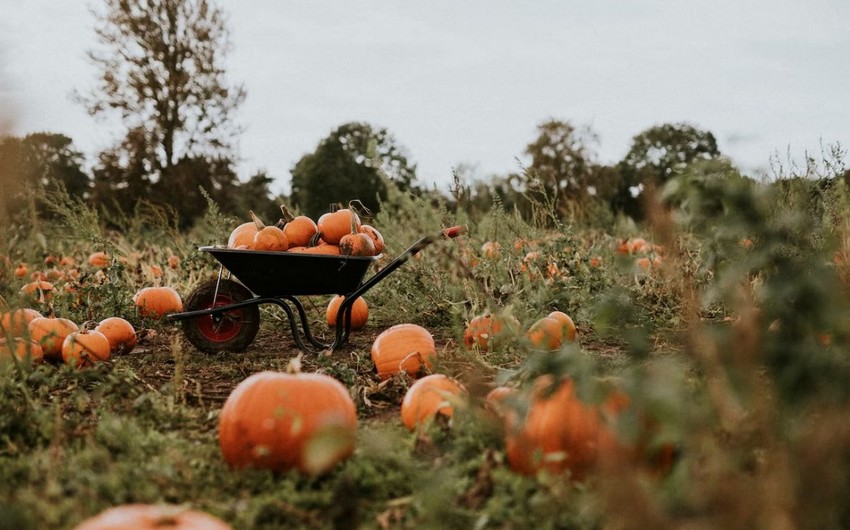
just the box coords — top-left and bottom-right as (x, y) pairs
(3, 163), (850, 529)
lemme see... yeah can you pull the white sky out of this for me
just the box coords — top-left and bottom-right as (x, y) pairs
(1, 0), (848, 194)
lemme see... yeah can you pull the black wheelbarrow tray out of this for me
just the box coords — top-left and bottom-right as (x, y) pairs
(166, 225), (467, 353)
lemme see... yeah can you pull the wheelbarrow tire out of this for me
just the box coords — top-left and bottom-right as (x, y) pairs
(182, 279), (260, 353)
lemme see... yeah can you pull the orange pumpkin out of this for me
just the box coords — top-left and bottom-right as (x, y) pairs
(400, 374), (466, 431)
(326, 296), (369, 330)
(219, 371), (357, 474)
(133, 287), (183, 319)
(20, 280), (54, 302)
(167, 255), (180, 269)
(0, 308), (44, 337)
(72, 504), (233, 530)
(505, 377), (618, 479)
(96, 317), (137, 355)
(527, 316), (566, 351)
(371, 323), (437, 380)
(284, 216), (318, 248)
(289, 244), (341, 256)
(28, 316), (79, 362)
(318, 208), (360, 245)
(62, 330), (111, 368)
(547, 311), (577, 343)
(0, 338), (44, 363)
(481, 241), (501, 259)
(359, 225), (385, 254)
(463, 313), (520, 351)
(88, 251), (110, 268)
(484, 385), (517, 419)
(227, 221), (258, 249)
(14, 263), (28, 278)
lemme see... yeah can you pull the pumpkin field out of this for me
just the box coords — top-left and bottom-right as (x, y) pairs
(2, 166), (850, 530)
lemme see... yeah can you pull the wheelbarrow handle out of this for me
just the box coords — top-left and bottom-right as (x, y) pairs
(442, 225), (468, 239)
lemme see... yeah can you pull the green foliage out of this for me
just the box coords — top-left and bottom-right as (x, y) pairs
(290, 122), (418, 218)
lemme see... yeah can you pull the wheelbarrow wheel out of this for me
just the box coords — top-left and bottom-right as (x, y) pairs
(182, 279), (260, 353)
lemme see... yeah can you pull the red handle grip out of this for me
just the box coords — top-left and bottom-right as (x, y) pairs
(442, 225), (468, 239)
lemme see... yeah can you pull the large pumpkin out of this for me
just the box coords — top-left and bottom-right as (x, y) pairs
(326, 296), (368, 330)
(227, 221), (258, 249)
(133, 287), (183, 319)
(72, 504), (232, 530)
(370, 324), (436, 380)
(219, 371), (357, 475)
(505, 376), (619, 480)
(400, 374), (466, 431)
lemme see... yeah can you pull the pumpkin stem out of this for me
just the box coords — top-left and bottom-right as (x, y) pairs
(249, 210), (266, 230)
(308, 231), (323, 247)
(278, 203), (295, 224)
(348, 199), (372, 219)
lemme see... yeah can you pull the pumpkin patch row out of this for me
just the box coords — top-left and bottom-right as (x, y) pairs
(226, 205), (384, 257)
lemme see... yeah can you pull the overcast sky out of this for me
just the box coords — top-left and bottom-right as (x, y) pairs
(1, 0), (848, 194)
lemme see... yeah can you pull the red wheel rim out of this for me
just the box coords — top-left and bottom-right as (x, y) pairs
(194, 293), (244, 342)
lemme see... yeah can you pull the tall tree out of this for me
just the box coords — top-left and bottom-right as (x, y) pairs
(79, 0), (245, 183)
(614, 122), (721, 219)
(290, 122), (418, 218)
(524, 119), (600, 216)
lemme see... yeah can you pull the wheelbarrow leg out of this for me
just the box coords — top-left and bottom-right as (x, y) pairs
(281, 295), (338, 351)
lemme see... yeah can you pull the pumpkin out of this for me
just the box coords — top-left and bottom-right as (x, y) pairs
(463, 313), (520, 351)
(88, 251), (110, 268)
(15, 263), (28, 278)
(167, 255), (180, 269)
(400, 374), (466, 431)
(279, 204), (319, 248)
(326, 296), (368, 330)
(20, 280), (54, 302)
(96, 317), (137, 355)
(339, 212), (376, 257)
(0, 338), (44, 363)
(481, 241), (501, 259)
(59, 256), (76, 267)
(62, 329), (111, 368)
(371, 323), (436, 380)
(359, 225), (385, 254)
(484, 385), (517, 419)
(318, 208), (360, 245)
(547, 311), (577, 343)
(250, 210), (289, 251)
(0, 308), (43, 337)
(289, 244), (340, 256)
(72, 504), (233, 530)
(29, 316), (79, 362)
(227, 220), (258, 249)
(505, 377), (618, 479)
(527, 316), (567, 351)
(133, 287), (183, 319)
(219, 371), (357, 474)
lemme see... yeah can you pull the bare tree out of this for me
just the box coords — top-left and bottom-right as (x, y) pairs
(79, 0), (246, 178)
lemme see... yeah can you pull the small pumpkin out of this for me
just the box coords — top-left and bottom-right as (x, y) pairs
(358, 225), (385, 254)
(167, 255), (180, 269)
(318, 208), (360, 246)
(219, 371), (357, 475)
(463, 313), (520, 351)
(14, 263), (28, 278)
(87, 251), (110, 268)
(0, 308), (44, 337)
(21, 280), (54, 302)
(227, 218), (258, 249)
(62, 329), (111, 368)
(96, 317), (137, 355)
(547, 311), (577, 343)
(339, 211), (376, 257)
(326, 296), (368, 330)
(280, 204), (318, 247)
(133, 287), (183, 319)
(72, 504), (233, 530)
(0, 338), (44, 363)
(527, 316), (567, 351)
(371, 323), (436, 380)
(400, 373), (466, 431)
(28, 315), (79, 362)
(250, 210), (289, 251)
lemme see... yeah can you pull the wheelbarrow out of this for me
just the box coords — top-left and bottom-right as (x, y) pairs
(166, 225), (467, 353)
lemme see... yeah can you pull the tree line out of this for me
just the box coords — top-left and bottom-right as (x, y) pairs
(0, 0), (829, 230)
